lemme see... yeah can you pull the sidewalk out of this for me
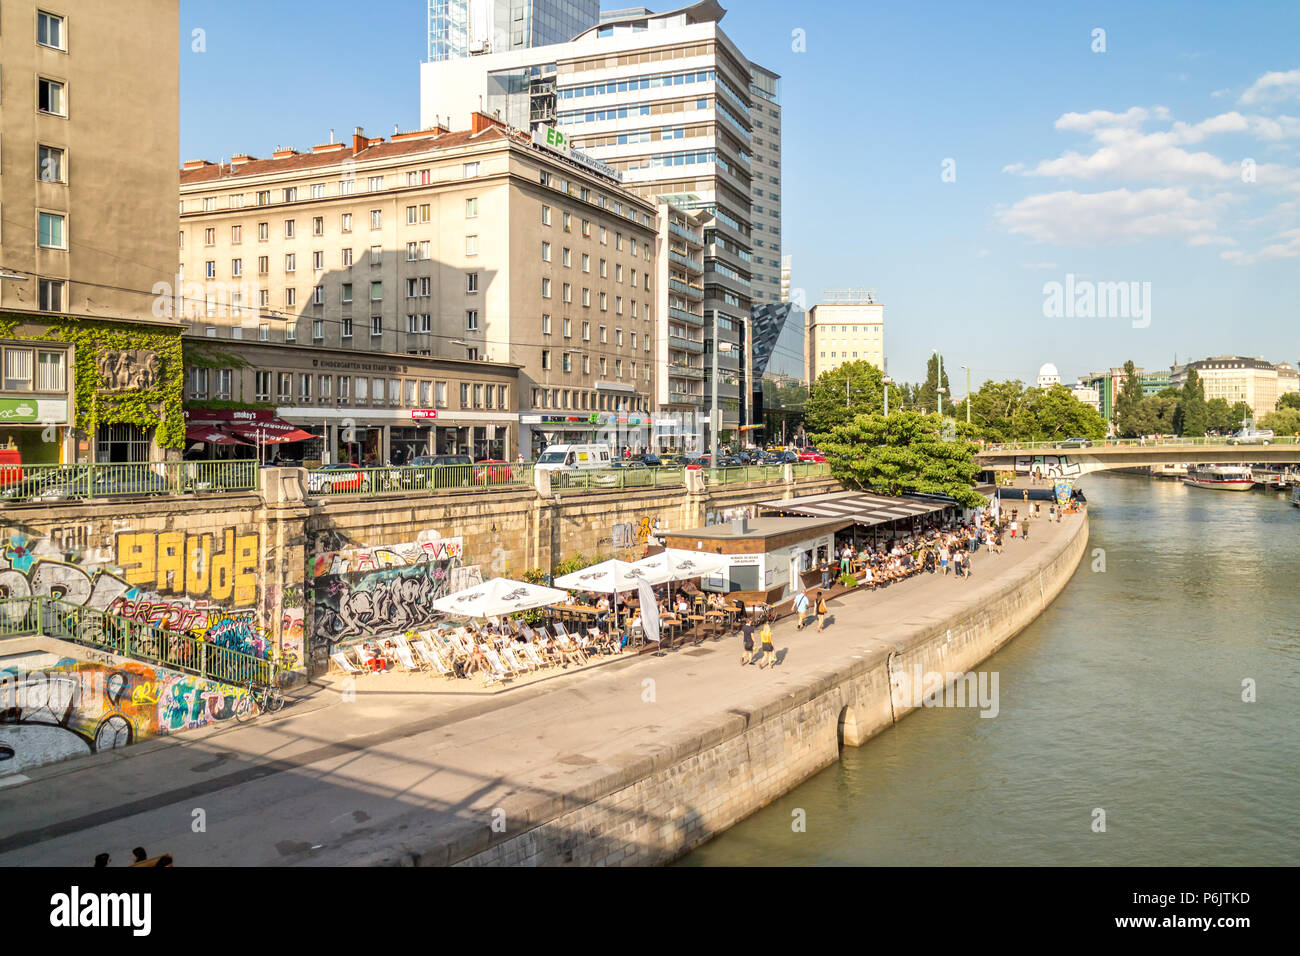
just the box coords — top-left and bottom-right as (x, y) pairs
(0, 510), (1083, 866)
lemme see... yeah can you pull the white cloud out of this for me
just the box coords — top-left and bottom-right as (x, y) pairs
(1238, 69), (1300, 106)
(1221, 227), (1300, 264)
(996, 188), (1220, 245)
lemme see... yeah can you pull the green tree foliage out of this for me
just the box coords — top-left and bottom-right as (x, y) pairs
(1260, 406), (1300, 436)
(1275, 392), (1300, 412)
(964, 379), (1026, 442)
(805, 360), (884, 433)
(915, 354), (952, 415)
(1204, 398), (1251, 434)
(1020, 385), (1109, 442)
(1114, 360), (1144, 435)
(1124, 395), (1179, 436)
(1175, 368), (1208, 437)
(812, 410), (985, 507)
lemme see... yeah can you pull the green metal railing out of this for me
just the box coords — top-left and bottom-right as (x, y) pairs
(0, 460), (258, 503)
(553, 466), (687, 493)
(308, 462), (535, 496)
(703, 464), (790, 485)
(978, 436), (1300, 454)
(0, 595), (274, 686)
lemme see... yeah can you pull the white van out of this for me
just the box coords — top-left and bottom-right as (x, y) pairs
(533, 443), (613, 473)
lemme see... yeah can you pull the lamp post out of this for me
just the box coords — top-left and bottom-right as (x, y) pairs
(937, 386), (947, 416)
(960, 365), (971, 424)
(933, 349), (945, 415)
(883, 375), (894, 417)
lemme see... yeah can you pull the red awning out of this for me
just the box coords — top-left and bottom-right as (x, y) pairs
(228, 419), (319, 444)
(185, 425), (250, 446)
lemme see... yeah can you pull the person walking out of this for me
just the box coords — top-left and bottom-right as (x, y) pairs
(758, 620), (776, 669)
(939, 543), (950, 575)
(819, 557), (831, 589)
(740, 618), (755, 665)
(815, 590), (829, 633)
(1010, 519), (1018, 540)
(793, 590), (810, 630)
(1022, 518), (1031, 541)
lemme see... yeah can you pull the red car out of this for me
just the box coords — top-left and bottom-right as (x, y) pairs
(473, 460), (515, 484)
(307, 463), (367, 493)
(797, 448), (826, 462)
(684, 456), (711, 470)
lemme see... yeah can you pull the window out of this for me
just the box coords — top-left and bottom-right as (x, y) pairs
(231, 258), (242, 277)
(255, 371), (271, 403)
(342, 316), (354, 339)
(313, 250), (324, 271)
(474, 384), (484, 409)
(463, 162), (480, 178)
(407, 313), (430, 333)
(38, 145), (65, 183)
(312, 285), (324, 305)
(231, 224), (242, 244)
(340, 180), (355, 195)
(465, 235), (478, 256)
(355, 378), (368, 403)
(205, 261), (216, 279)
(599, 292), (608, 311)
(285, 320), (296, 342)
(389, 378), (400, 406)
(466, 310), (479, 331)
(371, 316), (383, 337)
(312, 318), (324, 340)
(616, 329), (624, 347)
(562, 212), (572, 231)
(541, 350), (551, 370)
(312, 216), (324, 236)
(257, 255), (269, 275)
(582, 288), (591, 307)
(319, 375), (332, 400)
(284, 219), (295, 238)
(563, 317), (572, 338)
(541, 314), (551, 335)
(38, 278), (64, 312)
(258, 322), (269, 341)
(599, 258), (608, 278)
(283, 187), (298, 203)
(188, 367), (208, 400)
(435, 381), (447, 407)
(37, 11), (66, 49)
(341, 213), (353, 232)
(311, 183), (326, 199)
(258, 222), (269, 241)
(562, 248), (571, 268)
(38, 78), (65, 116)
(370, 281), (383, 301)
(299, 374), (312, 402)
(338, 376), (350, 402)
(466, 197), (479, 218)
(370, 210), (382, 229)
(582, 320), (590, 341)
(460, 383), (470, 408)
(599, 325), (607, 344)
(542, 241), (551, 262)
(38, 212), (66, 249)
(582, 355), (590, 375)
(367, 176), (384, 192)
(562, 353), (572, 372)
(542, 205), (552, 226)
(582, 253), (590, 273)
(563, 283), (572, 303)
(582, 220), (591, 238)
(616, 265), (623, 283)
(342, 248), (353, 267)
(542, 278), (551, 299)
(466, 272), (479, 293)
(406, 205), (418, 225)
(285, 253), (296, 272)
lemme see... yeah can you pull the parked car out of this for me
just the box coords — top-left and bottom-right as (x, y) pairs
(413, 454), (473, 467)
(1054, 436), (1093, 449)
(684, 455), (711, 470)
(640, 453), (663, 468)
(92, 470), (175, 497)
(593, 460), (650, 487)
(1228, 427), (1274, 445)
(658, 453), (688, 468)
(760, 450), (799, 465)
(307, 463), (367, 494)
(797, 448), (827, 462)
(473, 459), (515, 485)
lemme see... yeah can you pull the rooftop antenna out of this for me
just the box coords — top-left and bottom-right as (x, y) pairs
(394, 123), (400, 135)
(329, 128), (335, 143)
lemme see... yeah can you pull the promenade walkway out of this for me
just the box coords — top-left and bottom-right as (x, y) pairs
(0, 510), (1085, 867)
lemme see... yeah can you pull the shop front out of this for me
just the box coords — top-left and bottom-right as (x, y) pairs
(0, 396), (72, 464)
(183, 409), (322, 463)
(520, 411), (654, 460)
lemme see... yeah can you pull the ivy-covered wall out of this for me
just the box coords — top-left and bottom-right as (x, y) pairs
(0, 313), (185, 450)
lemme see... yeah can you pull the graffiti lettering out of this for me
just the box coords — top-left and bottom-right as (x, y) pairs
(116, 529), (260, 606)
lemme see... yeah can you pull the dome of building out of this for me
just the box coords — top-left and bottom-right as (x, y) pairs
(1038, 362), (1060, 380)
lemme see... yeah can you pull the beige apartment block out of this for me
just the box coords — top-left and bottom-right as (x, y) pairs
(178, 113), (660, 461)
(805, 296), (886, 383)
(1171, 355), (1300, 418)
(0, 1), (181, 464)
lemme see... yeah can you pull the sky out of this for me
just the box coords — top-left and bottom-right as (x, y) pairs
(179, 0), (1300, 390)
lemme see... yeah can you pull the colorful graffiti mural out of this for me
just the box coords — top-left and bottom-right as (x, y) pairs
(1014, 455), (1082, 478)
(311, 536), (464, 648)
(116, 529), (260, 607)
(612, 517), (652, 550)
(0, 658), (247, 776)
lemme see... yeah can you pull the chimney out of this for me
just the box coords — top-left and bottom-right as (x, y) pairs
(272, 147), (299, 159)
(181, 159), (215, 170)
(731, 516), (749, 536)
(329, 128), (335, 144)
(353, 126), (367, 155)
(230, 153), (255, 167)
(471, 111), (504, 134)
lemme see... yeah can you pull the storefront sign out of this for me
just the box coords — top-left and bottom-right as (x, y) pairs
(411, 410), (438, 420)
(521, 412), (652, 426)
(0, 398), (68, 423)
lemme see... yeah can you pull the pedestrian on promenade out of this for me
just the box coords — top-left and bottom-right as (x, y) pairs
(1022, 519), (1030, 541)
(740, 619), (755, 665)
(1010, 520), (1018, 539)
(815, 591), (829, 633)
(794, 590), (810, 630)
(939, 543), (950, 574)
(758, 620), (776, 669)
(1023, 489), (1030, 506)
(819, 557), (831, 589)
(953, 549), (964, 578)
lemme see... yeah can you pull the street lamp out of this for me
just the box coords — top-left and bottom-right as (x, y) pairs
(937, 385), (947, 415)
(883, 375), (894, 417)
(960, 365), (971, 424)
(933, 349), (945, 415)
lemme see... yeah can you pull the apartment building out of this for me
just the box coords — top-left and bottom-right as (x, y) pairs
(0, 1), (180, 463)
(420, 0), (766, 448)
(177, 113), (658, 462)
(654, 201), (706, 450)
(1170, 355), (1300, 417)
(805, 293), (885, 382)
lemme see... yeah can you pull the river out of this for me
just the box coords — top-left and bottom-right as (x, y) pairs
(678, 473), (1300, 866)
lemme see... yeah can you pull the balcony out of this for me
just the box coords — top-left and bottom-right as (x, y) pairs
(669, 334), (704, 354)
(669, 278), (704, 301)
(669, 364), (705, 380)
(669, 221), (703, 246)
(669, 306), (704, 326)
(668, 389), (704, 406)
(669, 250), (702, 273)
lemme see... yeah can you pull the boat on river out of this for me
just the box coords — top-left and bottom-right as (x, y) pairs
(1183, 464), (1255, 491)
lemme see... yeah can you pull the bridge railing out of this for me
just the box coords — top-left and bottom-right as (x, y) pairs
(979, 436), (1300, 453)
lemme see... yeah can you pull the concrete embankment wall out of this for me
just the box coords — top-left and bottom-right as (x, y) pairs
(449, 515), (1089, 867)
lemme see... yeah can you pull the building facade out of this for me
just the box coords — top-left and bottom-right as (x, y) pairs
(178, 114), (659, 463)
(654, 201), (706, 451)
(1036, 363), (1061, 389)
(419, 0), (767, 448)
(747, 63), (782, 306)
(1170, 355), (1300, 417)
(428, 0), (601, 61)
(805, 292), (885, 383)
(0, 0), (181, 464)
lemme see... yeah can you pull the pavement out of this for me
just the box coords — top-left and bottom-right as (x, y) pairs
(0, 507), (1084, 867)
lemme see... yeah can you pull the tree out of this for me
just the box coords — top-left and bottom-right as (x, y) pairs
(1114, 360), (1145, 435)
(1276, 392), (1300, 412)
(804, 360), (884, 434)
(1020, 384), (1109, 442)
(1175, 368), (1208, 436)
(1204, 398), (1235, 435)
(963, 380), (1026, 443)
(1128, 395), (1179, 436)
(812, 410), (985, 507)
(915, 354), (952, 415)
(1260, 406), (1300, 436)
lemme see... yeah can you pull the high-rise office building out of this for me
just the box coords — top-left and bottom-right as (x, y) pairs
(420, 1), (769, 450)
(748, 63), (782, 306)
(428, 0), (600, 61)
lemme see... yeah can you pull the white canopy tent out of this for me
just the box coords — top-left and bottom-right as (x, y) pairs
(431, 577), (568, 619)
(632, 550), (728, 582)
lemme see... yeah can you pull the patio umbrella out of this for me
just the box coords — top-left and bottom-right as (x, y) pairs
(552, 558), (669, 593)
(431, 577), (567, 619)
(633, 550), (727, 582)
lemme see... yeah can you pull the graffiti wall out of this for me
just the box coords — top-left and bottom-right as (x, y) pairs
(0, 527), (274, 662)
(1014, 454), (1082, 478)
(311, 536), (464, 650)
(0, 657), (248, 776)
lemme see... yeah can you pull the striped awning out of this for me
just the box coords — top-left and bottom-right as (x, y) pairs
(758, 491), (952, 527)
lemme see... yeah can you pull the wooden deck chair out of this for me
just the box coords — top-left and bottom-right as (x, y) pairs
(415, 642), (457, 680)
(392, 641), (423, 672)
(331, 652), (364, 675)
(501, 645), (532, 675)
(555, 629), (588, 665)
(522, 642), (550, 670)
(481, 647), (511, 684)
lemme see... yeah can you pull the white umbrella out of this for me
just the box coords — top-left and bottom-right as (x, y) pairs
(431, 577), (567, 619)
(552, 558), (668, 593)
(637, 578), (660, 645)
(636, 550), (727, 582)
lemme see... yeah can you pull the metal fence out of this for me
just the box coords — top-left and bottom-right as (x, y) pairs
(980, 436), (1300, 453)
(552, 466), (687, 492)
(0, 460), (258, 504)
(307, 462), (535, 496)
(703, 464), (792, 485)
(0, 595), (274, 687)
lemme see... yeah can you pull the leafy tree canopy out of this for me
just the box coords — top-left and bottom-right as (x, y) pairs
(805, 360), (884, 434)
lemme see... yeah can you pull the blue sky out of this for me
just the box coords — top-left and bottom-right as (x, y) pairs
(180, 1), (1300, 390)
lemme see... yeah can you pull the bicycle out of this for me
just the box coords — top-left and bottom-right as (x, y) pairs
(234, 671), (286, 722)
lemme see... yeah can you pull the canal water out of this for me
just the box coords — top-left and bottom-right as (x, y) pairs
(679, 474), (1300, 865)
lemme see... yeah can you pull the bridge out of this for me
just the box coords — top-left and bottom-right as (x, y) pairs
(975, 437), (1300, 479)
